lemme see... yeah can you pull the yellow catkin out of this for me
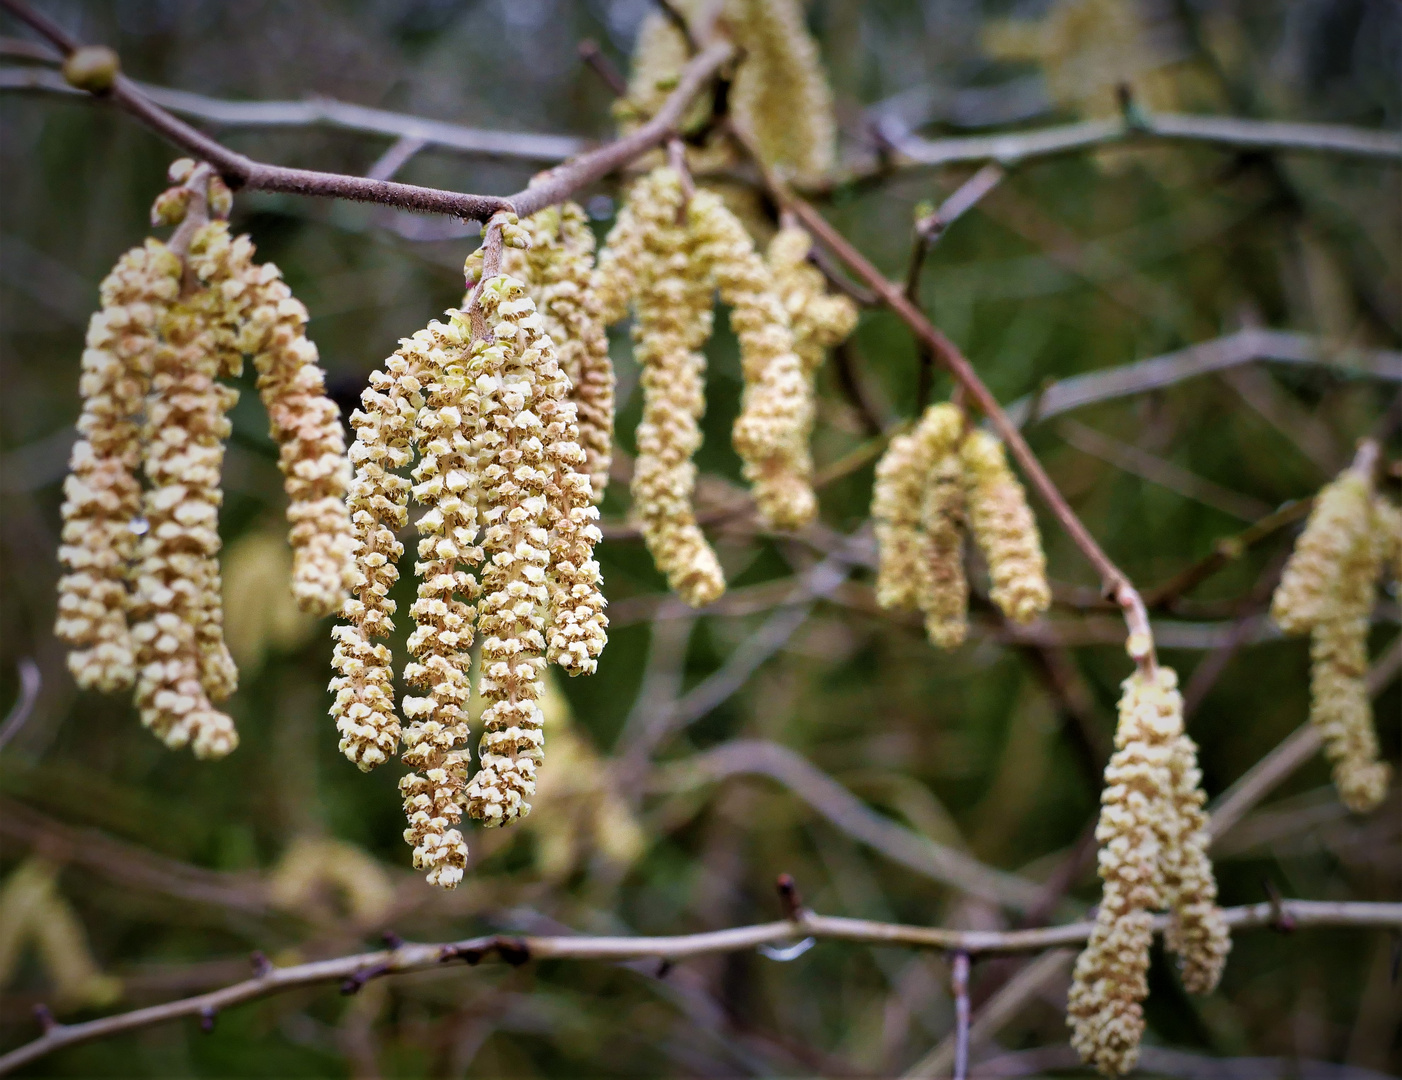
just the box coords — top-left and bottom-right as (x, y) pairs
(592, 185), (649, 327)
(1162, 731), (1231, 993)
(960, 429), (1051, 625)
(626, 169), (727, 606)
(56, 241), (181, 693)
(725, 0), (838, 184)
(1270, 466), (1373, 634)
(919, 450), (968, 649)
(505, 203), (615, 502)
(689, 189), (815, 530)
(1069, 666), (1227, 1075)
(765, 226), (858, 376)
(1309, 618), (1391, 813)
(1376, 497), (1402, 584)
(126, 291), (239, 759)
(872, 403), (964, 614)
(399, 307), (478, 889)
(462, 274), (557, 827)
(331, 330), (443, 770)
(1068, 668), (1178, 1077)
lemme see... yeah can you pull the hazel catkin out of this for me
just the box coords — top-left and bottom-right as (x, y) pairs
(1270, 465), (1374, 634)
(55, 241), (182, 693)
(960, 429), (1051, 625)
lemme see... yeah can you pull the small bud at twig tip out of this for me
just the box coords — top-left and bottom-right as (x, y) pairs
(33, 1004), (57, 1034)
(776, 873), (804, 920)
(382, 931), (403, 950)
(250, 951), (273, 978)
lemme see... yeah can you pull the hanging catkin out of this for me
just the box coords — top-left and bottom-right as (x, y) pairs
(620, 168), (727, 606)
(960, 429), (1051, 625)
(503, 202), (615, 502)
(55, 241), (181, 693)
(1268, 451), (1391, 813)
(1068, 665), (1228, 1076)
(461, 273), (557, 827)
(873, 403), (967, 645)
(400, 306), (478, 888)
(689, 189), (816, 530)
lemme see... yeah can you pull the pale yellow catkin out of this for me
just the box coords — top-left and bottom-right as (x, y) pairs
(126, 286), (239, 759)
(55, 241), (181, 693)
(960, 429), (1051, 625)
(331, 330), (442, 771)
(919, 450), (968, 649)
(765, 226), (858, 377)
(1376, 497), (1402, 584)
(591, 186), (648, 327)
(1270, 465), (1373, 634)
(623, 168), (728, 606)
(462, 274), (557, 828)
(1068, 667), (1178, 1077)
(688, 189), (816, 530)
(1309, 618), (1391, 813)
(1069, 666), (1228, 1076)
(399, 305), (478, 889)
(505, 203), (615, 502)
(872, 403), (964, 615)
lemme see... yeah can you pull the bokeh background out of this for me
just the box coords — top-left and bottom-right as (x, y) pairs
(1, 1), (1399, 1076)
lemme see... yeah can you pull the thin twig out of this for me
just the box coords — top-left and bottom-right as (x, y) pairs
(950, 952), (972, 1080)
(2, 900), (1394, 1073)
(576, 39), (628, 98)
(0, 657), (40, 752)
(0, 0), (732, 223)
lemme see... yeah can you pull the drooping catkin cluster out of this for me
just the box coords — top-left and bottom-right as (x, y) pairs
(1068, 666), (1229, 1076)
(1269, 453), (1395, 813)
(591, 167), (852, 604)
(55, 161), (353, 758)
(873, 405), (1050, 647)
(499, 202), (615, 501)
(623, 0), (837, 185)
(332, 214), (608, 885)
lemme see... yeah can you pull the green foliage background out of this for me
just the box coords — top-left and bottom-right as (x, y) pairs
(1, 1), (1399, 1076)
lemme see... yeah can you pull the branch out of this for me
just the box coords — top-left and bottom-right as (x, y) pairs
(2, 899), (1396, 1072)
(883, 111), (1402, 170)
(0, 0), (732, 222)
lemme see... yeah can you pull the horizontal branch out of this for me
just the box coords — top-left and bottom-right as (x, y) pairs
(1004, 328), (1402, 428)
(1, 898), (1396, 1072)
(887, 112), (1402, 170)
(0, 0), (732, 222)
(0, 65), (589, 163)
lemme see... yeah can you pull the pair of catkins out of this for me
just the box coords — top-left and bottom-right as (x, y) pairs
(593, 164), (856, 606)
(1270, 443), (1401, 813)
(54, 160), (354, 759)
(872, 401), (1052, 643)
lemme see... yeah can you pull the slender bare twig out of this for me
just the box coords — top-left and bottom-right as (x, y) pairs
(576, 39), (628, 98)
(1058, 418), (1274, 522)
(3, 900), (1394, 1073)
(885, 111), (1402, 168)
(1004, 328), (1402, 429)
(364, 135), (427, 183)
(0, 0), (732, 223)
(0, 657), (40, 751)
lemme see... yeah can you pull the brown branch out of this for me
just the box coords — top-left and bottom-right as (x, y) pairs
(0, 0), (732, 223)
(2, 900), (1396, 1073)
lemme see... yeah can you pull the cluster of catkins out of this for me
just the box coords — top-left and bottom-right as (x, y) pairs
(330, 210), (610, 888)
(1068, 663), (1230, 1076)
(1270, 444), (1401, 813)
(592, 165), (856, 606)
(622, 0), (837, 186)
(872, 402), (1051, 645)
(55, 160), (354, 758)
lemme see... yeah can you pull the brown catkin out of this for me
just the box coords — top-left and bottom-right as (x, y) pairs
(126, 289), (239, 759)
(55, 241), (182, 693)
(505, 203), (615, 502)
(624, 168), (727, 607)
(961, 429), (1051, 625)
(689, 188), (815, 531)
(1270, 466), (1373, 634)
(462, 275), (556, 826)
(872, 403), (964, 616)
(399, 307), (478, 889)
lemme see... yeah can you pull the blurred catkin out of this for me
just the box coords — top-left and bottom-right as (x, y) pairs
(689, 189), (815, 530)
(920, 450), (969, 648)
(1309, 618), (1390, 812)
(614, 167), (727, 606)
(960, 429), (1051, 625)
(1163, 732), (1231, 993)
(1270, 465), (1374, 634)
(55, 240), (181, 693)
